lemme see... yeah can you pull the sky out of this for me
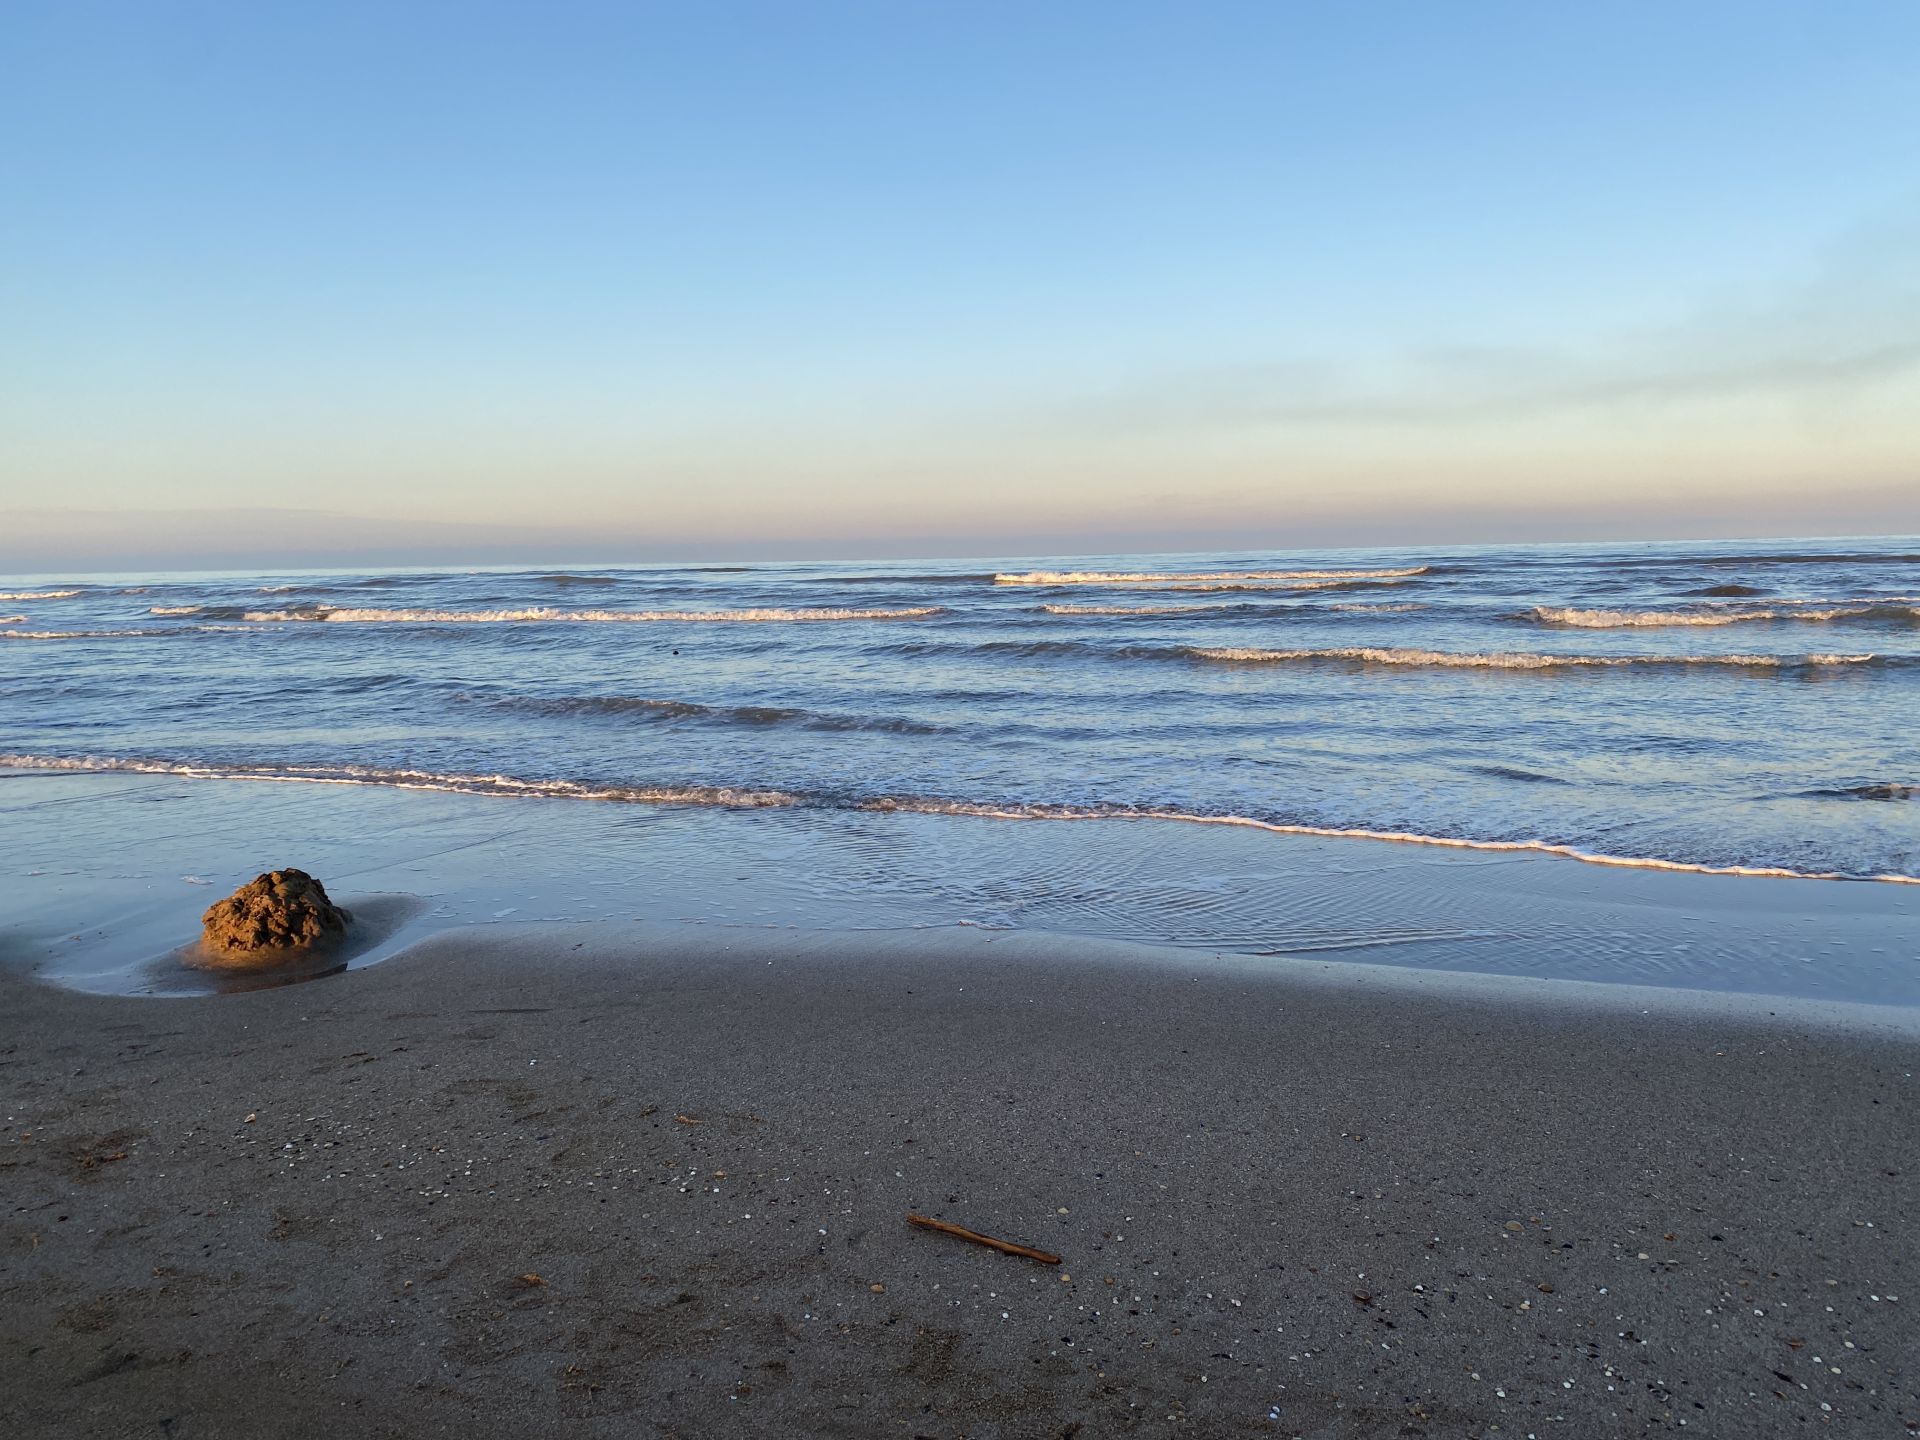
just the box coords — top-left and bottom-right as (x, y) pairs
(3, 1), (1918, 570)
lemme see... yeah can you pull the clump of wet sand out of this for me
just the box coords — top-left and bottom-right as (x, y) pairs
(194, 869), (351, 968)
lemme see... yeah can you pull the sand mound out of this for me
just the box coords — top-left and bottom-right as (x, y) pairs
(197, 869), (351, 966)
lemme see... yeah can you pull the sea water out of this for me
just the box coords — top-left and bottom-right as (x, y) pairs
(4, 537), (1918, 997)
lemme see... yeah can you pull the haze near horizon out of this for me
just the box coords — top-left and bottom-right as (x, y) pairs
(4, 1), (1919, 571)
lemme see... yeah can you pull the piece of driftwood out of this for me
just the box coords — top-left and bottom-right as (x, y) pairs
(905, 1212), (1062, 1265)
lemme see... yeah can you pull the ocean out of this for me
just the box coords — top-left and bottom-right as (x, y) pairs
(5, 536), (1918, 1000)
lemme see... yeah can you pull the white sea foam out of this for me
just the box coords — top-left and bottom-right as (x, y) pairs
(994, 567), (1428, 585)
(0, 615), (23, 624)
(239, 605), (944, 624)
(5, 753), (1913, 885)
(857, 797), (1920, 884)
(0, 589), (83, 600)
(1040, 603), (1217, 615)
(1039, 597), (1422, 615)
(1534, 602), (1920, 628)
(1188, 645), (1879, 669)
(2, 628), (162, 640)
(149, 605), (204, 616)
(1158, 579), (1398, 592)
(0, 755), (798, 808)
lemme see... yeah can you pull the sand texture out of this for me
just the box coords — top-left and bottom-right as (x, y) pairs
(1, 927), (1914, 1438)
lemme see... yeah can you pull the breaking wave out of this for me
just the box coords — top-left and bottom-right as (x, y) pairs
(149, 605), (204, 616)
(4, 752), (1912, 884)
(1040, 602), (1218, 616)
(2, 628), (165, 641)
(239, 605), (945, 624)
(994, 566), (1428, 586)
(1532, 602), (1920, 628)
(0, 589), (83, 600)
(1155, 578), (1406, 593)
(1039, 599), (1429, 616)
(876, 638), (1894, 671)
(1186, 645), (1886, 671)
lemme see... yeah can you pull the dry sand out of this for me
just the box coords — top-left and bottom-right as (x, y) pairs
(1, 925), (1914, 1438)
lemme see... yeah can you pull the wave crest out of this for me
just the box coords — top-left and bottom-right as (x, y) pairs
(994, 567), (1428, 586)
(240, 605), (944, 624)
(1533, 601), (1919, 628)
(0, 589), (82, 600)
(1187, 645), (1883, 670)
(1040, 602), (1211, 615)
(2, 628), (163, 641)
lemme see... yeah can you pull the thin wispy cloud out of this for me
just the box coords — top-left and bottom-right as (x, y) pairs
(1094, 211), (1920, 430)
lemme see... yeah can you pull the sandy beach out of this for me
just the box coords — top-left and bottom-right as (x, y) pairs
(3, 924), (1914, 1438)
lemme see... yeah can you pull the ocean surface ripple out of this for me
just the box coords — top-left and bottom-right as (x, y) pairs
(3, 538), (1916, 884)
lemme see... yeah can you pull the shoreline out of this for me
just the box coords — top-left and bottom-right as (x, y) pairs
(3, 926), (1915, 1436)
(8, 755), (1919, 888)
(8, 769), (1920, 1010)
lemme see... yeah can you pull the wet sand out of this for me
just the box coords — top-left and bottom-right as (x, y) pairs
(1, 925), (1914, 1438)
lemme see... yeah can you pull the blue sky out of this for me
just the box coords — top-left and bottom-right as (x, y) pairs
(4, 1), (1918, 568)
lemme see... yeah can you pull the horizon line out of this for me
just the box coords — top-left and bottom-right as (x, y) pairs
(5, 529), (1919, 580)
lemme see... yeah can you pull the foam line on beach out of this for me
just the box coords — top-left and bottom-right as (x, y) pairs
(855, 798), (1920, 883)
(6, 753), (1915, 885)
(238, 605), (946, 624)
(0, 755), (799, 808)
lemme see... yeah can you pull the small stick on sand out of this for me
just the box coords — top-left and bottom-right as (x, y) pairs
(906, 1213), (1062, 1265)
